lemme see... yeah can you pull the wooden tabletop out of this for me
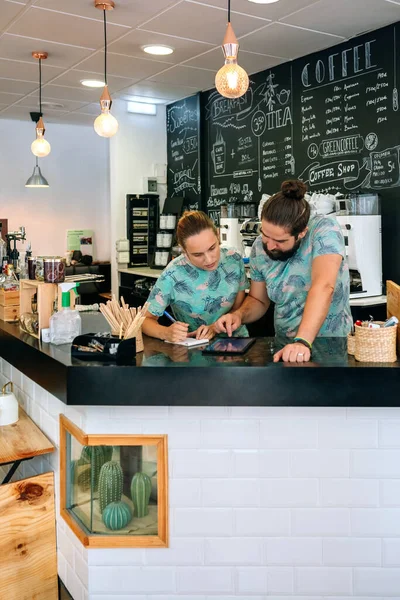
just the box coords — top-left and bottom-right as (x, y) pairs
(0, 408), (55, 464)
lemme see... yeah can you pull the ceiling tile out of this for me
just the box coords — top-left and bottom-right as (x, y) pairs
(77, 52), (168, 80)
(0, 91), (23, 103)
(185, 46), (284, 73)
(240, 22), (344, 59)
(116, 80), (200, 102)
(0, 34), (95, 68)
(0, 58), (63, 82)
(0, 0), (26, 29)
(38, 84), (100, 103)
(0, 78), (37, 94)
(0, 105), (68, 122)
(150, 64), (216, 89)
(34, 0), (179, 28)
(52, 70), (137, 94)
(17, 94), (90, 112)
(108, 29), (214, 65)
(140, 1), (270, 45)
(195, 0), (320, 20)
(74, 102), (103, 116)
(282, 0), (400, 38)
(8, 6), (128, 49)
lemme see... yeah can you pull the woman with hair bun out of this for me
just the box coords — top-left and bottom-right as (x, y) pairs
(143, 210), (248, 343)
(215, 179), (352, 363)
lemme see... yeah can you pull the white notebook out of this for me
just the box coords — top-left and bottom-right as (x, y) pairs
(165, 338), (209, 347)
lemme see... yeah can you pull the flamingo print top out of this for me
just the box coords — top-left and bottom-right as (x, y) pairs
(147, 247), (249, 336)
(250, 215), (352, 338)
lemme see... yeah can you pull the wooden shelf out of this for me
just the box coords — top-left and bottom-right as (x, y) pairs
(0, 407), (54, 464)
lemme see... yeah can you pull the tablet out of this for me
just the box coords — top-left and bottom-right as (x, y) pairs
(202, 337), (256, 355)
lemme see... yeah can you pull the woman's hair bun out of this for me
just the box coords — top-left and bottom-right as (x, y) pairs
(280, 179), (307, 201)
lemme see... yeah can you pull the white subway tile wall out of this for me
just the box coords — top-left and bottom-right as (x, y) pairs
(2, 360), (400, 598)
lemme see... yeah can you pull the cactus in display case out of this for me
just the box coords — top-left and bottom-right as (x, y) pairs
(130, 472), (152, 518)
(79, 445), (113, 492)
(98, 461), (123, 512)
(102, 501), (133, 531)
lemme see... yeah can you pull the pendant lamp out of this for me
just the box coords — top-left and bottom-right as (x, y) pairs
(31, 52), (51, 158)
(25, 158), (49, 188)
(94, 0), (118, 137)
(215, 0), (249, 99)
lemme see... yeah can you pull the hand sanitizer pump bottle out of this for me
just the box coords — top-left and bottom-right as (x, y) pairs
(49, 282), (81, 345)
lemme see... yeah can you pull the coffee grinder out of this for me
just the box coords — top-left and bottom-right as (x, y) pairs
(6, 226), (26, 269)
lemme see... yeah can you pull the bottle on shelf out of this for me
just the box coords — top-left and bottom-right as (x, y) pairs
(49, 282), (81, 345)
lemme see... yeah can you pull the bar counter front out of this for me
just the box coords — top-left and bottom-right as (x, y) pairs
(2, 314), (400, 598)
(0, 315), (399, 407)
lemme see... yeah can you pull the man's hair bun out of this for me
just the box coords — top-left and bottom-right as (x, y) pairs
(280, 179), (307, 201)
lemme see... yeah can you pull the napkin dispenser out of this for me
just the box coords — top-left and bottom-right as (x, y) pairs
(0, 381), (19, 426)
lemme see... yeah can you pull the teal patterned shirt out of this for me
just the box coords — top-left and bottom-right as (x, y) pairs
(147, 247), (249, 336)
(250, 215), (352, 338)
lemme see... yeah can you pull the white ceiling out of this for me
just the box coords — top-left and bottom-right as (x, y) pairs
(0, 0), (400, 125)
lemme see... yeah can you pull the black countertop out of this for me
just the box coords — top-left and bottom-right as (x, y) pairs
(0, 315), (399, 407)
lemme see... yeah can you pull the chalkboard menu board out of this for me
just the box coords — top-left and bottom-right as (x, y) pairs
(203, 62), (294, 224)
(166, 94), (201, 211)
(293, 24), (400, 193)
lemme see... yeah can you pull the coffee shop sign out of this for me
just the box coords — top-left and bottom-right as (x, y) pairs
(173, 166), (197, 193)
(168, 104), (199, 134)
(301, 40), (377, 88)
(205, 89), (253, 122)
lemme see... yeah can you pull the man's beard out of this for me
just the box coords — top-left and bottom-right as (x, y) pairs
(263, 237), (302, 261)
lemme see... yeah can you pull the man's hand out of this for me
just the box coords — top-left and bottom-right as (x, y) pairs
(273, 342), (311, 363)
(188, 324), (217, 340)
(214, 312), (242, 337)
(164, 321), (189, 343)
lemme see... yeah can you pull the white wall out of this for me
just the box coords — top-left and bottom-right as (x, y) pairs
(109, 99), (167, 292)
(0, 118), (110, 261)
(3, 357), (400, 599)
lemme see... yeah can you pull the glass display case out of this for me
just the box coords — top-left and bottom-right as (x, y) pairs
(60, 416), (168, 547)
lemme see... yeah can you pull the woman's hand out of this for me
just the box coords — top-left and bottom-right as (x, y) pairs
(164, 321), (189, 343)
(214, 312), (242, 337)
(273, 342), (311, 363)
(188, 323), (217, 340)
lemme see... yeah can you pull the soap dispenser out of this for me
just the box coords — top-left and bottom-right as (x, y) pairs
(0, 382), (19, 426)
(49, 282), (81, 345)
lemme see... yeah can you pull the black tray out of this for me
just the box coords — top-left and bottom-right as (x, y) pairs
(71, 333), (136, 364)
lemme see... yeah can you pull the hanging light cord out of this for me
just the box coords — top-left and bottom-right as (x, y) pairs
(103, 9), (108, 86)
(228, 0), (231, 23)
(39, 57), (42, 115)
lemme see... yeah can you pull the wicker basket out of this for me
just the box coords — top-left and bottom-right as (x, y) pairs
(347, 333), (356, 355)
(354, 323), (397, 362)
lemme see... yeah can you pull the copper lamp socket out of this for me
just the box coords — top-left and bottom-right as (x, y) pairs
(32, 52), (48, 60)
(95, 0), (115, 9)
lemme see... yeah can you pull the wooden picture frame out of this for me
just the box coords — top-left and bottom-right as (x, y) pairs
(59, 415), (169, 548)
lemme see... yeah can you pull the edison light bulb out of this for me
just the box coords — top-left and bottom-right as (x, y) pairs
(31, 136), (51, 158)
(94, 110), (118, 138)
(215, 60), (249, 99)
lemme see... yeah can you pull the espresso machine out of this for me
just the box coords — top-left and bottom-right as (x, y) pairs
(240, 218), (262, 258)
(220, 218), (243, 254)
(335, 194), (382, 298)
(5, 226), (26, 269)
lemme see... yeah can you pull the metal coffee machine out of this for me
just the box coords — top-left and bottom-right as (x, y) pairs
(335, 193), (382, 298)
(240, 218), (262, 258)
(220, 218), (243, 254)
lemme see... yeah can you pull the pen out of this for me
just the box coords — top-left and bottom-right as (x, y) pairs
(163, 310), (176, 323)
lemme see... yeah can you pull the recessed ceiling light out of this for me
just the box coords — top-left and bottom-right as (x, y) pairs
(248, 0), (279, 3)
(142, 45), (174, 56)
(80, 79), (105, 88)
